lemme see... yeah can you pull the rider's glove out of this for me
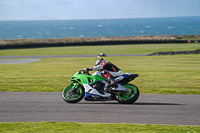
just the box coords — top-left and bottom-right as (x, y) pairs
(83, 68), (89, 72)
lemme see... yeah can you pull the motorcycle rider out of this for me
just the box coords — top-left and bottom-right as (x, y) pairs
(84, 58), (125, 91)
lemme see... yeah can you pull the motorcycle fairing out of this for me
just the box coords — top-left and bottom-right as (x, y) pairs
(116, 73), (139, 85)
(83, 83), (111, 100)
(71, 71), (108, 84)
(83, 83), (129, 100)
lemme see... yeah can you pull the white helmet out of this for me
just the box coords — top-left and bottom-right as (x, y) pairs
(95, 58), (106, 66)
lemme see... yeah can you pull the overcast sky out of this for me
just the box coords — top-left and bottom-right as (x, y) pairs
(0, 0), (200, 20)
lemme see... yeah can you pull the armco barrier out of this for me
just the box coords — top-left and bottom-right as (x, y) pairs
(149, 49), (200, 56)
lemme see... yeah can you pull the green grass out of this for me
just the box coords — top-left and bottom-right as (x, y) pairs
(0, 122), (199, 133)
(0, 43), (200, 94)
(0, 43), (199, 56)
(0, 55), (200, 94)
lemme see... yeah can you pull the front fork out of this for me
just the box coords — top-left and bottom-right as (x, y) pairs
(71, 81), (81, 93)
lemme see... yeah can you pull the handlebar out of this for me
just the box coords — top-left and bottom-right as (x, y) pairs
(80, 69), (90, 75)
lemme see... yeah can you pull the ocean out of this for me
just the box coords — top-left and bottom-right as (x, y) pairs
(0, 16), (200, 40)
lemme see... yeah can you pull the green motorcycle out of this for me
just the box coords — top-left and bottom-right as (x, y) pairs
(62, 70), (139, 104)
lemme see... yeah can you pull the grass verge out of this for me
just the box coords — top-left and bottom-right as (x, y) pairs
(0, 43), (200, 56)
(0, 122), (200, 133)
(0, 55), (199, 94)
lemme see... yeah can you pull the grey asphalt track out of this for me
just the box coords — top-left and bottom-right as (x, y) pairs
(0, 54), (148, 59)
(0, 92), (199, 125)
(0, 59), (41, 64)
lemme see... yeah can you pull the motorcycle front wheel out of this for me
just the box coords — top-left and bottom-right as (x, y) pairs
(115, 84), (139, 104)
(62, 84), (85, 103)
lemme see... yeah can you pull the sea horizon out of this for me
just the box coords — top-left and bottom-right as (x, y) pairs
(0, 16), (200, 40)
(0, 15), (200, 21)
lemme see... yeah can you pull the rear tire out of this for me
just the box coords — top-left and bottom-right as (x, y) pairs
(62, 84), (85, 103)
(115, 84), (139, 104)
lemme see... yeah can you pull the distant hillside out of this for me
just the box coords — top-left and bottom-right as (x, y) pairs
(0, 35), (199, 49)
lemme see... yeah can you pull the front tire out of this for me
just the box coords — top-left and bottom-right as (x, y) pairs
(62, 84), (85, 103)
(115, 84), (140, 104)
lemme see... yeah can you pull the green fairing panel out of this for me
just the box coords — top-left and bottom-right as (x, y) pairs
(72, 73), (108, 84)
(90, 74), (108, 84)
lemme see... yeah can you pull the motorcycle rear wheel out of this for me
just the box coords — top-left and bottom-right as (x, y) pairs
(62, 84), (85, 103)
(115, 84), (139, 104)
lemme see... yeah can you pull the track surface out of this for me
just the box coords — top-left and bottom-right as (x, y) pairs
(0, 92), (199, 125)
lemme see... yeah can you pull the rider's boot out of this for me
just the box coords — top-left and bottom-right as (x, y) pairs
(106, 76), (118, 92)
